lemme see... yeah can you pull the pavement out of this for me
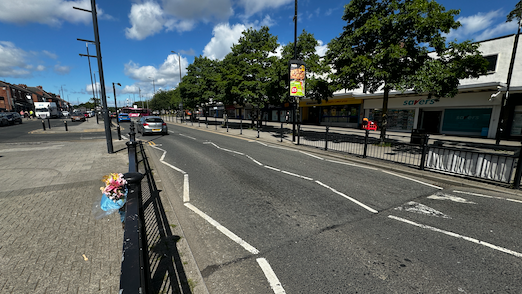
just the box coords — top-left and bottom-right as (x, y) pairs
(1, 116), (521, 294)
(0, 119), (129, 293)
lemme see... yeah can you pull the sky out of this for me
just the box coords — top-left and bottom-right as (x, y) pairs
(0, 0), (520, 107)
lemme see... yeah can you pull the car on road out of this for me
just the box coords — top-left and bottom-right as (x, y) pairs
(118, 113), (131, 122)
(62, 111), (70, 117)
(0, 113), (9, 126)
(137, 116), (168, 135)
(9, 113), (23, 124)
(71, 112), (86, 122)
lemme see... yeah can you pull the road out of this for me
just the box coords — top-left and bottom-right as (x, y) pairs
(144, 123), (522, 293)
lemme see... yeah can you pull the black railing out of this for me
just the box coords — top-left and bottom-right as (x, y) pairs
(120, 121), (148, 293)
(297, 125), (521, 187)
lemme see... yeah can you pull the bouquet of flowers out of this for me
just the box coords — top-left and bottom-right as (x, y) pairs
(93, 173), (128, 222)
(100, 173), (127, 201)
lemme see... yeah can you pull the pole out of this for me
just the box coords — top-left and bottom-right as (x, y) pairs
(292, 0), (298, 142)
(113, 83), (121, 140)
(496, 20), (521, 145)
(86, 44), (99, 124)
(91, 0), (113, 153)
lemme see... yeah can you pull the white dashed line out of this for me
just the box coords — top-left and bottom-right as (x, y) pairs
(388, 215), (522, 258)
(453, 190), (522, 204)
(315, 181), (378, 214)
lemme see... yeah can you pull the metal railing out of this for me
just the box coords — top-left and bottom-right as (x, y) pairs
(120, 121), (148, 293)
(297, 125), (521, 187)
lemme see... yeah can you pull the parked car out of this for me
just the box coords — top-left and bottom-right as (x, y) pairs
(0, 113), (9, 126)
(9, 113), (22, 124)
(137, 116), (168, 135)
(71, 112), (86, 122)
(62, 111), (70, 117)
(118, 113), (131, 122)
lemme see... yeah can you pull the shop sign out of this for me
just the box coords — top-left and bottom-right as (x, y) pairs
(402, 98), (438, 106)
(289, 60), (306, 97)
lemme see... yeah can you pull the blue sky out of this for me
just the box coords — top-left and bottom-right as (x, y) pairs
(0, 0), (520, 106)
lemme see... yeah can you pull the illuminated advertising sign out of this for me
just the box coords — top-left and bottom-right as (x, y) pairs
(289, 60), (306, 97)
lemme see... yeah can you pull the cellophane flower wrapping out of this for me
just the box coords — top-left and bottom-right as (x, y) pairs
(93, 173), (128, 221)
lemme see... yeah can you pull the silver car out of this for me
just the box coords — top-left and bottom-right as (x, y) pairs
(137, 116), (168, 135)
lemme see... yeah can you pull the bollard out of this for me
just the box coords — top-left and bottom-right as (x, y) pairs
(325, 126), (329, 151)
(297, 124), (301, 145)
(240, 117), (243, 135)
(117, 125), (122, 140)
(47, 118), (51, 129)
(281, 122), (283, 142)
(64, 120), (68, 131)
(42, 119), (46, 131)
(215, 116), (217, 130)
(363, 129), (369, 158)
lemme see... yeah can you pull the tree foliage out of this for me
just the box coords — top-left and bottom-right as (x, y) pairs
(326, 0), (487, 141)
(507, 0), (522, 22)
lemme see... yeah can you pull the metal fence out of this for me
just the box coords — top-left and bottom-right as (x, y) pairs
(120, 122), (148, 293)
(297, 125), (520, 187)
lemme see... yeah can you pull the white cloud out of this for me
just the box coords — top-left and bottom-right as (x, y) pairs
(446, 9), (519, 42)
(203, 23), (247, 60)
(54, 64), (71, 75)
(123, 53), (188, 95)
(125, 1), (166, 40)
(315, 40), (328, 57)
(0, 41), (31, 77)
(161, 0), (233, 22)
(42, 50), (58, 60)
(0, 0), (108, 27)
(238, 0), (293, 17)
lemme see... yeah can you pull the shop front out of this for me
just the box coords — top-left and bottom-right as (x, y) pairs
(300, 96), (362, 127)
(362, 91), (501, 138)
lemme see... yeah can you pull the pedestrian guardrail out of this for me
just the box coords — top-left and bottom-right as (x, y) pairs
(297, 125), (521, 187)
(120, 121), (149, 293)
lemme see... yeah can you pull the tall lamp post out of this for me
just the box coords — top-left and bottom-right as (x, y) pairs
(113, 82), (122, 140)
(148, 77), (155, 110)
(171, 51), (183, 122)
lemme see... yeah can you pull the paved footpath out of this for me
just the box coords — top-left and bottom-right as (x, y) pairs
(0, 120), (129, 293)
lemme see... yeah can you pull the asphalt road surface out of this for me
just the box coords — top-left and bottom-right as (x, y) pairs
(143, 123), (522, 294)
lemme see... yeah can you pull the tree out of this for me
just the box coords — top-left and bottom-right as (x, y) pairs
(326, 0), (487, 142)
(222, 27), (279, 125)
(150, 89), (170, 111)
(507, 0), (522, 22)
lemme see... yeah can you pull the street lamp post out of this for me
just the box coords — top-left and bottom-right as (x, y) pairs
(113, 82), (122, 140)
(171, 51), (183, 122)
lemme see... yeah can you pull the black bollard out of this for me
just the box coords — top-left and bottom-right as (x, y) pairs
(281, 122), (284, 142)
(47, 118), (51, 129)
(117, 125), (122, 140)
(42, 119), (46, 131)
(64, 120), (68, 131)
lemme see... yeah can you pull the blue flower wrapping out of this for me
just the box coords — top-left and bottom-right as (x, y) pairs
(100, 193), (126, 211)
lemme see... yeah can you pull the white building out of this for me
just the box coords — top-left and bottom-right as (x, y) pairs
(299, 34), (522, 139)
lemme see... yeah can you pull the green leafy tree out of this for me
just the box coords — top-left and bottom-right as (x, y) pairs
(179, 56), (222, 114)
(507, 1), (522, 22)
(150, 89), (173, 111)
(222, 26), (279, 125)
(326, 0), (487, 142)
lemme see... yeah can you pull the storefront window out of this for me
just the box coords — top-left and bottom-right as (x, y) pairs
(321, 105), (359, 124)
(510, 106), (522, 136)
(369, 109), (415, 130)
(442, 108), (491, 133)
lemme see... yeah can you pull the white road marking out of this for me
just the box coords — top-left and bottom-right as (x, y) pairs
(427, 192), (476, 204)
(453, 190), (522, 204)
(315, 181), (378, 214)
(0, 145), (64, 152)
(183, 174), (190, 202)
(179, 133), (197, 140)
(325, 159), (378, 170)
(257, 258), (286, 294)
(299, 151), (324, 160)
(388, 215), (522, 258)
(381, 170), (443, 190)
(208, 142), (244, 155)
(394, 201), (451, 219)
(246, 155), (263, 166)
(281, 170), (313, 181)
(184, 203), (260, 255)
(265, 166), (281, 172)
